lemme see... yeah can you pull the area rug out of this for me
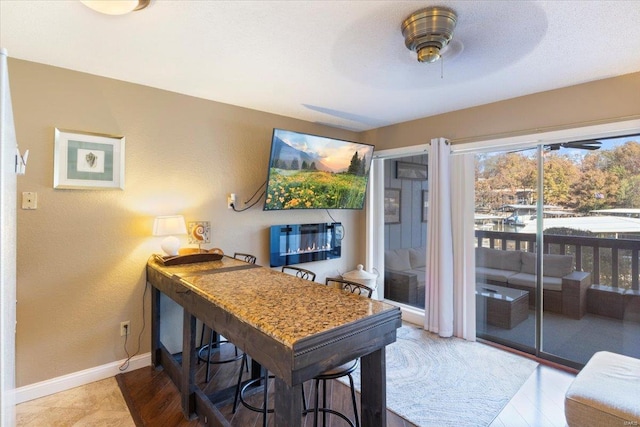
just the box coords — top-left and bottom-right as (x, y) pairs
(344, 323), (538, 427)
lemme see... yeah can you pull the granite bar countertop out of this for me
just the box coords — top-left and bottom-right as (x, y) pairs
(148, 257), (396, 348)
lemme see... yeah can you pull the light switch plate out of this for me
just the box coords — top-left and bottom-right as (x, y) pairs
(22, 192), (37, 209)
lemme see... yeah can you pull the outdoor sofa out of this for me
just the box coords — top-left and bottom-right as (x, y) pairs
(476, 247), (591, 319)
(384, 247), (426, 308)
(383, 246), (591, 318)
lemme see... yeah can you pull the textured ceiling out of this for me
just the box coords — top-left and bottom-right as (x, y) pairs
(2, 0), (640, 131)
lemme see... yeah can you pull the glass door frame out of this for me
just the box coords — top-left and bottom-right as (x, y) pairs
(366, 119), (640, 341)
(366, 144), (429, 326)
(455, 118), (640, 366)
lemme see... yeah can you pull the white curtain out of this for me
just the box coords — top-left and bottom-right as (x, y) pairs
(451, 153), (476, 340)
(0, 47), (18, 426)
(424, 138), (454, 337)
(424, 140), (476, 340)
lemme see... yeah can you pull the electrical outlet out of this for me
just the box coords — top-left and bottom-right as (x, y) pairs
(22, 192), (37, 209)
(120, 321), (130, 336)
(227, 193), (236, 209)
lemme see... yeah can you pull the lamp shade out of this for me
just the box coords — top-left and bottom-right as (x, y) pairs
(153, 215), (187, 256)
(153, 215), (187, 236)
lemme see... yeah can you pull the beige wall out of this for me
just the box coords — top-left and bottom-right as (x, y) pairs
(10, 59), (366, 387)
(362, 72), (640, 148)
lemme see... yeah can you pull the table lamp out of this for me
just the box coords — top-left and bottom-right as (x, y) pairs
(153, 215), (187, 256)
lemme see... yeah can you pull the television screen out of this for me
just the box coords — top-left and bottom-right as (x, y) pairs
(264, 129), (375, 210)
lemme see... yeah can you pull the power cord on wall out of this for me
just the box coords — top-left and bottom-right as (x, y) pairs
(231, 180), (267, 212)
(326, 209), (345, 241)
(119, 282), (148, 371)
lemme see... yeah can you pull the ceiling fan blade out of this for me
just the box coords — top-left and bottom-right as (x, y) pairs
(562, 140), (602, 150)
(508, 139), (603, 154)
(544, 140), (602, 151)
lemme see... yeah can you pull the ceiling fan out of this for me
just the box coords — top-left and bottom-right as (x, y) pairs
(401, 6), (460, 64)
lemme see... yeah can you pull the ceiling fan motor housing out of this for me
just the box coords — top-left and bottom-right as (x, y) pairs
(402, 7), (458, 63)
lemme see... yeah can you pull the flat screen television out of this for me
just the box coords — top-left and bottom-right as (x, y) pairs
(264, 129), (375, 210)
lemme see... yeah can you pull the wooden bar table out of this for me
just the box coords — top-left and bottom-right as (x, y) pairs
(146, 256), (402, 427)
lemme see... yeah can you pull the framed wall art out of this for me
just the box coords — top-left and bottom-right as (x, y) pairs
(188, 221), (211, 245)
(384, 188), (401, 224)
(396, 161), (427, 180)
(53, 128), (125, 190)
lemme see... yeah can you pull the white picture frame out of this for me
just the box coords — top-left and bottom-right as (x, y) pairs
(53, 128), (125, 190)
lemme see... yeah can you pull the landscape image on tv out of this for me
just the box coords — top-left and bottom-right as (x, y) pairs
(264, 129), (375, 210)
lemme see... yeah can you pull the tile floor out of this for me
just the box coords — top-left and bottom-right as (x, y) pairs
(15, 377), (134, 427)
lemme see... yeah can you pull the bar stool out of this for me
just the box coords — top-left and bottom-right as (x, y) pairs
(308, 277), (374, 427)
(197, 330), (242, 382)
(197, 252), (257, 382)
(233, 252), (257, 264)
(281, 265), (316, 281)
(233, 265), (316, 424)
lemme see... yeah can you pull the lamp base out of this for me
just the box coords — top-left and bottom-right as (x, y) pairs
(160, 235), (180, 256)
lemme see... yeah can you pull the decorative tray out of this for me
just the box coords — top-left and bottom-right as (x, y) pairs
(154, 249), (224, 266)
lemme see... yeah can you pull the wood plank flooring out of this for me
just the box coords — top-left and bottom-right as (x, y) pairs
(117, 344), (414, 427)
(117, 343), (576, 427)
(490, 364), (576, 427)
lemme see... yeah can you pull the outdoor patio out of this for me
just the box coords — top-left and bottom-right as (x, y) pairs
(477, 307), (640, 366)
(474, 228), (640, 366)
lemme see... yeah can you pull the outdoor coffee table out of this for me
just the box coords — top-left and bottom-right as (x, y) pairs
(476, 283), (529, 329)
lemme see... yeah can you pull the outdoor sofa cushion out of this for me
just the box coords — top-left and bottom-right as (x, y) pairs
(521, 252), (574, 277)
(476, 247), (522, 272)
(507, 272), (563, 292)
(385, 248), (412, 272)
(409, 247), (426, 269)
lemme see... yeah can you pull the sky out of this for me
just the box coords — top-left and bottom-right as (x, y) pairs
(276, 129), (374, 170)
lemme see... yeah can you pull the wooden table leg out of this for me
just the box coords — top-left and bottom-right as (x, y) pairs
(361, 348), (386, 427)
(274, 378), (302, 427)
(181, 310), (196, 419)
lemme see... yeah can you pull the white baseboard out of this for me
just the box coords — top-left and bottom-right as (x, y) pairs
(400, 305), (425, 326)
(15, 352), (151, 404)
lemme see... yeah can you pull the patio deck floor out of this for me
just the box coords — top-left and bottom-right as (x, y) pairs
(477, 309), (640, 366)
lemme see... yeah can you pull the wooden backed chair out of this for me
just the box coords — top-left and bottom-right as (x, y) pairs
(306, 277), (374, 427)
(233, 252), (257, 264)
(281, 265), (317, 281)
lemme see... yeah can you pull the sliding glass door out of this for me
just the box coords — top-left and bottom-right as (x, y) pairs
(381, 154), (429, 310)
(475, 147), (539, 353)
(474, 135), (640, 367)
(539, 136), (640, 366)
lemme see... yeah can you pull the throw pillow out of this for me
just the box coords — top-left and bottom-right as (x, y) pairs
(385, 248), (412, 271)
(409, 247), (427, 268)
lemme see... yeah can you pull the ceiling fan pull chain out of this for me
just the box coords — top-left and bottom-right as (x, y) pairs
(441, 56), (444, 79)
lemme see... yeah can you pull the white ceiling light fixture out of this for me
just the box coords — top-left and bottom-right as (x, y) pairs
(402, 6), (458, 63)
(81, 0), (151, 16)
